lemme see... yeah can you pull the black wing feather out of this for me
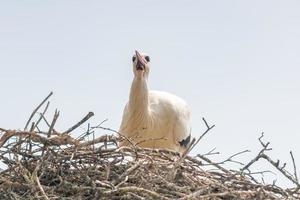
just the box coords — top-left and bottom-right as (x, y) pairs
(179, 134), (191, 148)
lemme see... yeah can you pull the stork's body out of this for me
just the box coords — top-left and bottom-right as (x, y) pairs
(119, 51), (191, 153)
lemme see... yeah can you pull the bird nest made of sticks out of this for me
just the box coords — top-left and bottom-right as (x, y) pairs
(0, 92), (299, 200)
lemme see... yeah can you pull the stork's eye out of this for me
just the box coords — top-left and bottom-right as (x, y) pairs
(132, 56), (136, 62)
(145, 56), (150, 62)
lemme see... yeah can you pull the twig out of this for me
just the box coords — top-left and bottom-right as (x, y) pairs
(260, 153), (300, 187)
(240, 133), (271, 172)
(202, 147), (220, 156)
(33, 101), (50, 131)
(290, 151), (298, 183)
(179, 186), (211, 200)
(32, 162), (49, 200)
(0, 130), (78, 148)
(76, 119), (107, 140)
(187, 118), (215, 155)
(74, 135), (117, 148)
(96, 126), (136, 150)
(63, 112), (94, 134)
(213, 150), (250, 166)
(47, 109), (59, 137)
(24, 92), (53, 131)
(197, 154), (231, 174)
(102, 186), (170, 200)
(113, 160), (142, 186)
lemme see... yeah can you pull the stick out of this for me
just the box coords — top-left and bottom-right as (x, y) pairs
(47, 109), (59, 137)
(33, 101), (50, 131)
(187, 118), (215, 155)
(290, 151), (299, 183)
(63, 112), (94, 134)
(24, 92), (53, 131)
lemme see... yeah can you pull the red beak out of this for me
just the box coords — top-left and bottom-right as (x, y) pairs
(135, 50), (146, 70)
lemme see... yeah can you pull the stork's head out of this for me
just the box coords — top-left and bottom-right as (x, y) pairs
(132, 50), (150, 78)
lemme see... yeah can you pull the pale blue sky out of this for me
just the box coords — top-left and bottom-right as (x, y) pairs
(1, 1), (300, 187)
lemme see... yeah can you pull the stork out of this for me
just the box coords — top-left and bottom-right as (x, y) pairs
(119, 50), (191, 153)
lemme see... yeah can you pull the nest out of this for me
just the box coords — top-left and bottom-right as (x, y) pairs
(0, 92), (300, 200)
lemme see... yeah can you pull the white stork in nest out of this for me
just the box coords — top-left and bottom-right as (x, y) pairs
(119, 50), (192, 153)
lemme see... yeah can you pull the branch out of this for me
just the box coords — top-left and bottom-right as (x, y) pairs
(290, 151), (299, 183)
(47, 109), (59, 137)
(24, 92), (53, 131)
(63, 112), (94, 134)
(186, 117), (215, 156)
(260, 153), (300, 187)
(240, 133), (271, 172)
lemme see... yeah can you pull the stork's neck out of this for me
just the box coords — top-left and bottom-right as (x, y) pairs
(128, 77), (149, 117)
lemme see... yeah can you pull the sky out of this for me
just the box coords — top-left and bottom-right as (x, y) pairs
(1, 1), (300, 187)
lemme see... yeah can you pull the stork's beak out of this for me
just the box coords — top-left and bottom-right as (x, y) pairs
(135, 50), (146, 71)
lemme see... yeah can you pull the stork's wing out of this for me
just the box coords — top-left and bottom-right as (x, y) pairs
(179, 134), (191, 148)
(173, 109), (192, 149)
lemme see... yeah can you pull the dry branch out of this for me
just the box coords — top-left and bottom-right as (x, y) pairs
(1, 93), (300, 200)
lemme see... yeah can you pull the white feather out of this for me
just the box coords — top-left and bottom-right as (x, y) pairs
(119, 52), (191, 153)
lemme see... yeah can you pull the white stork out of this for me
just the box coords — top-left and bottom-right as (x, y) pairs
(119, 50), (191, 153)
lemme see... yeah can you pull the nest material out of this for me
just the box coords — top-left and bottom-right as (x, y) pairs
(0, 92), (299, 199)
(0, 130), (298, 200)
